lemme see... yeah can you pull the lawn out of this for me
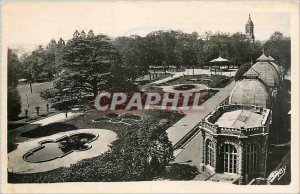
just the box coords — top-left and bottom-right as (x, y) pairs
(17, 81), (55, 118)
(8, 109), (185, 183)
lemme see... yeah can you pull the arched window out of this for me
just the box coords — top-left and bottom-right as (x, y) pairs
(206, 139), (215, 167)
(245, 144), (259, 173)
(222, 144), (237, 173)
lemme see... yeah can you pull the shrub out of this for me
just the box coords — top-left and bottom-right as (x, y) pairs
(7, 87), (22, 120)
(40, 88), (56, 100)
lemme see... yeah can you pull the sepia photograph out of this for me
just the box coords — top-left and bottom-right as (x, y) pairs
(1, 0), (299, 193)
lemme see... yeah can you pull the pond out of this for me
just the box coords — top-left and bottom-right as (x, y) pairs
(23, 133), (98, 163)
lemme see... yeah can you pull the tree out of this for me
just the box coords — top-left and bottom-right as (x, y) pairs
(7, 49), (22, 120)
(114, 121), (174, 180)
(52, 32), (126, 108)
(264, 31), (291, 68)
(55, 38), (66, 75)
(7, 87), (22, 120)
(115, 35), (148, 78)
(234, 62), (251, 81)
(8, 48), (20, 87)
(44, 39), (57, 76)
(18, 40), (58, 82)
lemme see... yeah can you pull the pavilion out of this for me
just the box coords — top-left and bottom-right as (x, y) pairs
(209, 56), (230, 73)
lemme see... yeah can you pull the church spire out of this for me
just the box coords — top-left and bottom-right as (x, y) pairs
(245, 14), (255, 43)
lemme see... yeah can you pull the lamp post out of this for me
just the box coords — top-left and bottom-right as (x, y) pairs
(35, 106), (40, 116)
(26, 94), (29, 108)
(29, 82), (33, 93)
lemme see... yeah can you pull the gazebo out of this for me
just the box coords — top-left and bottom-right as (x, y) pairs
(209, 56), (230, 74)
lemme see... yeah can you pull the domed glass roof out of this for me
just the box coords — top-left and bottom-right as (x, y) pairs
(256, 53), (269, 62)
(267, 55), (282, 78)
(229, 78), (272, 108)
(270, 61), (282, 78)
(248, 61), (280, 88)
(267, 55), (275, 61)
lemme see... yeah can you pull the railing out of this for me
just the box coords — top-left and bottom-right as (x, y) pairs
(206, 105), (267, 124)
(200, 120), (267, 136)
(173, 123), (202, 150)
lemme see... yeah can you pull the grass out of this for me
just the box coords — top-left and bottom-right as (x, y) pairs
(17, 81), (55, 118)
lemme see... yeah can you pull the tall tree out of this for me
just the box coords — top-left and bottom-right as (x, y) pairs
(8, 48), (20, 87)
(115, 35), (148, 79)
(44, 39), (57, 76)
(52, 32), (124, 108)
(7, 48), (22, 120)
(7, 87), (22, 120)
(264, 31), (291, 68)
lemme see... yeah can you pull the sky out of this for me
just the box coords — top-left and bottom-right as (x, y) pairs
(3, 1), (291, 47)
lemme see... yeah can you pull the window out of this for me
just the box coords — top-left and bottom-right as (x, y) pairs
(206, 139), (215, 167)
(245, 144), (259, 173)
(222, 144), (237, 173)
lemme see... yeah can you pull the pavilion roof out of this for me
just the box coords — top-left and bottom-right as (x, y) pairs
(209, 56), (229, 63)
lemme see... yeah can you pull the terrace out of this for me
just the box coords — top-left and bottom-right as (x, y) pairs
(200, 104), (271, 137)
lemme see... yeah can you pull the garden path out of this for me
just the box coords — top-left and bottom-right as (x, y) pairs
(31, 112), (82, 126)
(166, 80), (237, 153)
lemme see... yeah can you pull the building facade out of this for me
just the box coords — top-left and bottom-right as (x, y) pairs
(200, 104), (272, 184)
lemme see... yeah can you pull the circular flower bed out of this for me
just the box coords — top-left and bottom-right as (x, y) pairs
(173, 84), (196, 91)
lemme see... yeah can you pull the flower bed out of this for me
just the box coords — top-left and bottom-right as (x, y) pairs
(173, 84), (196, 91)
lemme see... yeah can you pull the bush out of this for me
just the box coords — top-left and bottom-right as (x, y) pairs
(7, 87), (22, 120)
(40, 88), (56, 100)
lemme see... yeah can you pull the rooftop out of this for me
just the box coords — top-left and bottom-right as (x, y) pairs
(267, 55), (275, 61)
(201, 105), (271, 136)
(250, 61), (280, 88)
(209, 56), (229, 63)
(256, 53), (269, 62)
(215, 109), (264, 128)
(229, 78), (272, 108)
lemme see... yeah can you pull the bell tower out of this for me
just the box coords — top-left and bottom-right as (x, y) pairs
(245, 14), (255, 42)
